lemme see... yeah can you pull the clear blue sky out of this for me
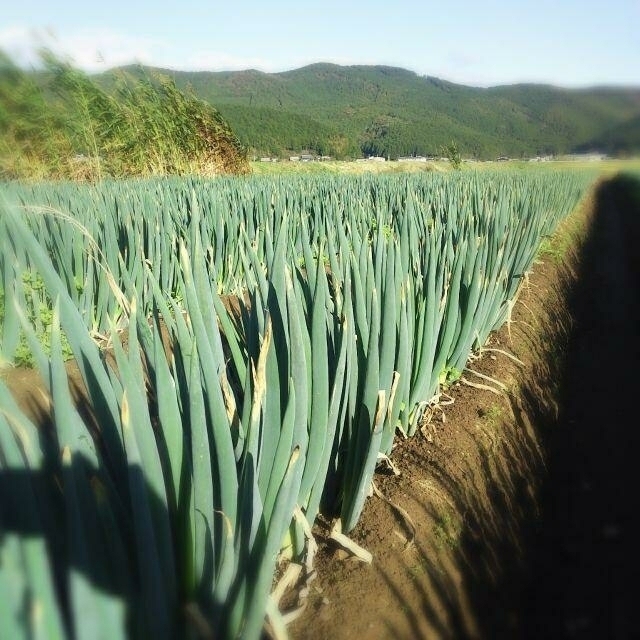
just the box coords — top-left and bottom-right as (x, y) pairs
(2, 0), (639, 87)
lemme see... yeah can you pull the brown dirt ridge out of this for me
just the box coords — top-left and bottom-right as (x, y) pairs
(286, 173), (640, 640)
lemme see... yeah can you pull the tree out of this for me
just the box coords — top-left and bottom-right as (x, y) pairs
(442, 140), (462, 170)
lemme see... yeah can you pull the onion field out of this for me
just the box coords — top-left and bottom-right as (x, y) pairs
(0, 170), (594, 639)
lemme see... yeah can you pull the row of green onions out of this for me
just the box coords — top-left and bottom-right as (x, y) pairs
(0, 169), (593, 638)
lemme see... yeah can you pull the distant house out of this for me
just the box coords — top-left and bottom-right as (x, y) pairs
(289, 156), (300, 162)
(564, 152), (608, 161)
(300, 154), (314, 162)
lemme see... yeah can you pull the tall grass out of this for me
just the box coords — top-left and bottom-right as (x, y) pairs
(0, 51), (249, 181)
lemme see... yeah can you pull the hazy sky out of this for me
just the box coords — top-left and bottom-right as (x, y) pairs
(2, 0), (639, 87)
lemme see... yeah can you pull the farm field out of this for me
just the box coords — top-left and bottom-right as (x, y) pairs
(1, 162), (638, 639)
(289, 168), (640, 639)
(248, 157), (640, 177)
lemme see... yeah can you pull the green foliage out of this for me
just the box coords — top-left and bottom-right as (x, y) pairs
(479, 403), (504, 426)
(438, 365), (462, 387)
(0, 50), (249, 180)
(115, 62), (640, 160)
(575, 114), (640, 155)
(433, 509), (461, 550)
(7, 57), (639, 166)
(215, 104), (351, 158)
(0, 271), (73, 367)
(174, 64), (639, 159)
(442, 141), (462, 170)
(0, 51), (73, 179)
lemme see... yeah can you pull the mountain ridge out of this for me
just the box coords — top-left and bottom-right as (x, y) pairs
(98, 62), (640, 159)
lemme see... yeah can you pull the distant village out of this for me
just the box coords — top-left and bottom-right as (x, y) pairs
(255, 151), (609, 163)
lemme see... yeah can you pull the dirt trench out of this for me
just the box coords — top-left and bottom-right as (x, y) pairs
(518, 174), (640, 639)
(287, 174), (640, 640)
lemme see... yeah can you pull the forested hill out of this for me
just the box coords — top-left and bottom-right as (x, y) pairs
(100, 62), (640, 160)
